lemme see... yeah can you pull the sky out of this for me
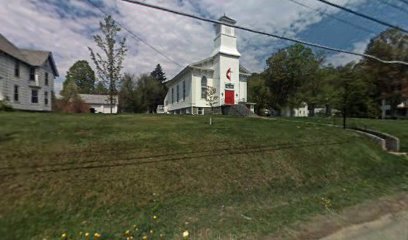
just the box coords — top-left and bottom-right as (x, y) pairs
(1, 0), (407, 94)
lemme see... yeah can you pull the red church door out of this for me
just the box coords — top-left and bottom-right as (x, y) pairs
(225, 90), (234, 105)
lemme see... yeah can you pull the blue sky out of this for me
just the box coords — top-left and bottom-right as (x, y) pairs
(0, 0), (407, 94)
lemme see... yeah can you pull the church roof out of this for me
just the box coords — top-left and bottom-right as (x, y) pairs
(166, 55), (251, 85)
(218, 15), (236, 25)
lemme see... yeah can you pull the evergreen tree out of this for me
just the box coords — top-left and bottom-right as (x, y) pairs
(150, 64), (167, 83)
(150, 64), (168, 112)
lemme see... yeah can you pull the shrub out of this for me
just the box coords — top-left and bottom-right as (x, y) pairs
(0, 100), (13, 111)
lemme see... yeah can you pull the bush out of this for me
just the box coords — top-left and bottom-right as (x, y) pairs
(53, 97), (90, 113)
(0, 101), (13, 111)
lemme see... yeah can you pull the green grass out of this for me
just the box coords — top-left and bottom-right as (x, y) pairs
(280, 117), (408, 152)
(0, 113), (407, 239)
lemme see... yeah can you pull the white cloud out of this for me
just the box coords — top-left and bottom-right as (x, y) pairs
(0, 0), (367, 94)
(325, 38), (371, 66)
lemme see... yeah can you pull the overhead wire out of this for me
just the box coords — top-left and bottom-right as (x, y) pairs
(286, 0), (376, 34)
(378, 0), (408, 14)
(315, 0), (408, 33)
(120, 0), (408, 66)
(87, 0), (183, 67)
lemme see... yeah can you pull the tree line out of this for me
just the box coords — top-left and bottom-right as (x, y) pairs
(57, 15), (407, 118)
(248, 28), (408, 119)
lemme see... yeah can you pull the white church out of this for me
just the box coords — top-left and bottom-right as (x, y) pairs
(162, 15), (253, 115)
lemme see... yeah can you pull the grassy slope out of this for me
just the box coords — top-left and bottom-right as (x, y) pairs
(0, 113), (407, 240)
(282, 117), (408, 152)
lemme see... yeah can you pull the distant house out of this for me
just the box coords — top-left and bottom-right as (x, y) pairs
(162, 15), (252, 115)
(79, 94), (118, 114)
(0, 34), (58, 111)
(381, 98), (408, 118)
(280, 103), (309, 117)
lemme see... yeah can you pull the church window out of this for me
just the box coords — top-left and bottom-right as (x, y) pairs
(171, 88), (174, 103)
(183, 81), (186, 101)
(177, 84), (179, 102)
(201, 76), (207, 99)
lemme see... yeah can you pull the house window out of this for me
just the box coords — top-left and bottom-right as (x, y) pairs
(44, 91), (49, 105)
(29, 67), (35, 81)
(14, 60), (20, 77)
(31, 89), (38, 103)
(176, 84), (179, 102)
(183, 81), (186, 101)
(45, 72), (49, 86)
(14, 85), (19, 102)
(198, 107), (204, 115)
(201, 76), (207, 99)
(171, 88), (174, 104)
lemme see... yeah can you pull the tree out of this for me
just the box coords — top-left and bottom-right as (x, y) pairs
(89, 15), (127, 113)
(58, 78), (89, 113)
(206, 86), (218, 125)
(331, 63), (379, 128)
(150, 64), (168, 113)
(94, 81), (108, 95)
(361, 28), (408, 117)
(60, 78), (79, 101)
(119, 73), (138, 113)
(65, 60), (95, 94)
(150, 64), (167, 83)
(247, 73), (270, 114)
(298, 52), (325, 116)
(264, 44), (321, 115)
(135, 74), (162, 113)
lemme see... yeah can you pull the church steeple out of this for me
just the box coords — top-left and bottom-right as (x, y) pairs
(212, 15), (240, 57)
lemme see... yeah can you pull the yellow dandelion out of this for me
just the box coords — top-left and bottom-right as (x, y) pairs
(85, 232), (90, 240)
(183, 230), (189, 239)
(61, 233), (67, 240)
(153, 215), (157, 220)
(150, 229), (154, 234)
(142, 235), (148, 240)
(94, 232), (101, 240)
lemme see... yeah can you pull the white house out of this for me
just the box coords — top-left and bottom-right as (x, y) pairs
(381, 98), (408, 118)
(281, 103), (309, 117)
(79, 94), (118, 114)
(0, 34), (58, 111)
(163, 15), (252, 115)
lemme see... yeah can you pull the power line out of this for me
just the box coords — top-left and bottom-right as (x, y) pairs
(120, 0), (408, 66)
(86, 0), (183, 67)
(397, 0), (408, 6)
(287, 0), (376, 34)
(315, 0), (408, 33)
(378, 0), (408, 15)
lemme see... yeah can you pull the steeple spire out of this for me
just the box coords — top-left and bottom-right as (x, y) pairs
(212, 15), (240, 57)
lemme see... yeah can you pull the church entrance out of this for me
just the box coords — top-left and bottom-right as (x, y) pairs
(225, 90), (234, 105)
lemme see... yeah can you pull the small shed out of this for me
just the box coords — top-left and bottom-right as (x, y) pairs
(79, 94), (118, 114)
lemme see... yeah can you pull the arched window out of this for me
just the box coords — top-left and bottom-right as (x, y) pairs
(201, 76), (207, 99)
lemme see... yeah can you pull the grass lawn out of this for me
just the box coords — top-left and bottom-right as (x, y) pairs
(0, 113), (407, 239)
(280, 117), (408, 152)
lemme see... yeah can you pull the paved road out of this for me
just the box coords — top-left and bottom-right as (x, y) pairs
(320, 210), (408, 240)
